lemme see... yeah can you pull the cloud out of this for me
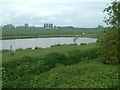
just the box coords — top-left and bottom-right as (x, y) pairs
(0, 1), (110, 27)
(0, 0), (111, 3)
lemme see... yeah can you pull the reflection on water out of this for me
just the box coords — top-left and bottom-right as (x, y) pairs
(1, 37), (97, 50)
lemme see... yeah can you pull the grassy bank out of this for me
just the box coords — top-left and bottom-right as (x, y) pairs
(2, 43), (119, 88)
(2, 43), (97, 63)
(2, 35), (98, 40)
(1, 28), (105, 40)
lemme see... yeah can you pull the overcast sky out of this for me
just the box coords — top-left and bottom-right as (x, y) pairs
(0, 0), (113, 27)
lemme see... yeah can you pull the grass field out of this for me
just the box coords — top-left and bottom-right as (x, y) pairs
(1, 28), (105, 39)
(2, 43), (97, 63)
(2, 43), (119, 88)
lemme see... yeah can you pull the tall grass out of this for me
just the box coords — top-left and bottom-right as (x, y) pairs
(2, 45), (99, 87)
(2, 43), (118, 88)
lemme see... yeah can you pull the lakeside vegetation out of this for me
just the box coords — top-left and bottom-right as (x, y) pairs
(1, 27), (105, 40)
(2, 43), (119, 88)
(1, 1), (119, 88)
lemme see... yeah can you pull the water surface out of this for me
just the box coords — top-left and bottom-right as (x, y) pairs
(1, 37), (97, 50)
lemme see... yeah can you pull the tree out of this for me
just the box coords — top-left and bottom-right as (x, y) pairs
(97, 1), (119, 64)
(3, 24), (15, 29)
(96, 25), (104, 28)
(103, 1), (119, 29)
(73, 35), (79, 44)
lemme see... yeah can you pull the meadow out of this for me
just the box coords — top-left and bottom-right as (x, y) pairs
(1, 27), (105, 39)
(2, 43), (119, 88)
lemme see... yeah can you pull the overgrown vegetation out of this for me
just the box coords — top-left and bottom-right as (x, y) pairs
(97, 29), (119, 64)
(2, 43), (119, 88)
(2, 1), (119, 88)
(97, 1), (119, 64)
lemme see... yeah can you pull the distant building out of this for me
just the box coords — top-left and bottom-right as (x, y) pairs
(3, 24), (15, 28)
(44, 23), (54, 29)
(24, 23), (29, 28)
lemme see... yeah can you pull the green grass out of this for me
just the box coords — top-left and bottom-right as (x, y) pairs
(1, 28), (105, 40)
(2, 43), (119, 88)
(2, 43), (97, 63)
(3, 60), (119, 88)
(28, 61), (118, 88)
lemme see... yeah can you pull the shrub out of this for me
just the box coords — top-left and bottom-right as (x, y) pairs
(97, 1), (119, 65)
(51, 44), (62, 47)
(80, 43), (87, 45)
(2, 55), (45, 82)
(34, 47), (38, 49)
(97, 29), (119, 64)
(16, 48), (23, 51)
(28, 62), (49, 75)
(1, 49), (10, 53)
(9, 52), (15, 55)
(66, 50), (81, 64)
(25, 48), (32, 50)
(42, 48), (98, 69)
(70, 43), (77, 45)
(42, 52), (68, 69)
(66, 49), (98, 65)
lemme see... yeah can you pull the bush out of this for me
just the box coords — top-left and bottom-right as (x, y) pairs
(42, 52), (68, 69)
(66, 49), (98, 65)
(97, 29), (119, 64)
(1, 49), (10, 53)
(2, 55), (46, 82)
(80, 43), (87, 45)
(70, 43), (77, 45)
(25, 48), (32, 50)
(98, 1), (119, 65)
(9, 52), (15, 55)
(51, 44), (62, 47)
(16, 48), (23, 51)
(42, 48), (98, 69)
(35, 47), (38, 49)
(66, 50), (81, 64)
(28, 62), (49, 75)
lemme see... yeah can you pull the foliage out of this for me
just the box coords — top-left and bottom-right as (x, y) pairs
(66, 49), (98, 65)
(3, 60), (119, 88)
(97, 1), (119, 64)
(80, 43), (87, 45)
(25, 48), (32, 50)
(103, 1), (119, 28)
(42, 52), (68, 69)
(2, 43), (97, 63)
(2, 43), (118, 88)
(73, 35), (79, 44)
(98, 29), (119, 64)
(51, 44), (62, 47)
(16, 48), (23, 51)
(42, 47), (98, 68)
(34, 47), (41, 49)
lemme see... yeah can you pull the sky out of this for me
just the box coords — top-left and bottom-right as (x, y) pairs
(0, 0), (113, 28)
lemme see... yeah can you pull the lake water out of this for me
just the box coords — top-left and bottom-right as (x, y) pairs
(1, 37), (97, 50)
